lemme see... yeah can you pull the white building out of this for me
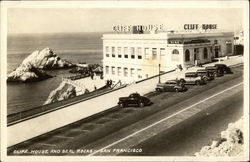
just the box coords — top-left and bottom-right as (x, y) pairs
(102, 31), (234, 84)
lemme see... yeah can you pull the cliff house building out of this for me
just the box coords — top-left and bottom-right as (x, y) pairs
(102, 30), (234, 84)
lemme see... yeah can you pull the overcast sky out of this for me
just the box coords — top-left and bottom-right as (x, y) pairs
(8, 8), (243, 34)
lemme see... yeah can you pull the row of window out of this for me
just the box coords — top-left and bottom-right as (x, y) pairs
(105, 46), (166, 60)
(105, 66), (143, 78)
(106, 46), (221, 62)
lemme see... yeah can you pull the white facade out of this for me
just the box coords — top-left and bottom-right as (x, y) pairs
(102, 32), (234, 84)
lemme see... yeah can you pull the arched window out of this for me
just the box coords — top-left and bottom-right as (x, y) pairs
(203, 48), (208, 59)
(172, 49), (179, 55)
(185, 49), (190, 62)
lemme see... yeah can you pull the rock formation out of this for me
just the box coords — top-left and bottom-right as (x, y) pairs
(7, 63), (52, 82)
(7, 47), (74, 82)
(195, 117), (244, 157)
(44, 81), (77, 105)
(21, 47), (73, 69)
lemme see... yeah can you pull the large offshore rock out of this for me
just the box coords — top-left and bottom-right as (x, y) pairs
(21, 47), (74, 69)
(7, 64), (52, 82)
(7, 47), (74, 82)
(44, 81), (77, 105)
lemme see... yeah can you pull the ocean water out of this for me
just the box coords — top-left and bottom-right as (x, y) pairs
(7, 33), (103, 115)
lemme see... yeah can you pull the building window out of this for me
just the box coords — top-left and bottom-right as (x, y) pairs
(160, 48), (166, 56)
(145, 48), (150, 59)
(111, 66), (115, 75)
(131, 68), (135, 77)
(117, 67), (122, 76)
(185, 49), (190, 62)
(152, 48), (157, 59)
(137, 69), (142, 79)
(105, 46), (109, 57)
(124, 47), (128, 58)
(210, 46), (213, 53)
(112, 47), (115, 57)
(131, 47), (135, 59)
(138, 47), (142, 59)
(172, 49), (180, 61)
(214, 40), (218, 44)
(118, 47), (122, 58)
(226, 43), (232, 53)
(124, 68), (128, 77)
(203, 48), (208, 59)
(172, 49), (179, 55)
(105, 66), (109, 75)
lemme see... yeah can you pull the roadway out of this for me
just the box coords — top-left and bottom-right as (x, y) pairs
(7, 65), (243, 156)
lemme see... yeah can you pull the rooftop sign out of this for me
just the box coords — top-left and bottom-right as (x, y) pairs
(112, 25), (164, 33)
(184, 24), (217, 30)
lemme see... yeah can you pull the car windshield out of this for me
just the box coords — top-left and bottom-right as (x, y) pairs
(130, 94), (139, 98)
(166, 82), (177, 85)
(186, 73), (196, 77)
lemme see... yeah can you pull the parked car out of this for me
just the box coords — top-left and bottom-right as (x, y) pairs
(214, 64), (232, 74)
(118, 93), (152, 108)
(155, 79), (187, 92)
(196, 69), (214, 81)
(205, 66), (224, 77)
(180, 72), (206, 85)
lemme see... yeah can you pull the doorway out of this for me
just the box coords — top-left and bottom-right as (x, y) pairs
(215, 49), (219, 58)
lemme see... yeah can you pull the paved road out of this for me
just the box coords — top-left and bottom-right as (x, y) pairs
(120, 88), (243, 156)
(8, 65), (243, 156)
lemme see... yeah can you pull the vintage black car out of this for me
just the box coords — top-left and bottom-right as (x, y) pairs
(205, 66), (224, 77)
(155, 80), (187, 92)
(196, 69), (214, 81)
(214, 64), (232, 74)
(118, 93), (152, 108)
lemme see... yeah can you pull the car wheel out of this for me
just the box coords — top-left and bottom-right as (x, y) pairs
(180, 79), (185, 85)
(156, 88), (161, 92)
(204, 77), (207, 82)
(196, 81), (200, 86)
(119, 103), (125, 108)
(139, 102), (145, 107)
(175, 88), (179, 92)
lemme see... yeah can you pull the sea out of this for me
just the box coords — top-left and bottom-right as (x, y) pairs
(7, 32), (103, 115)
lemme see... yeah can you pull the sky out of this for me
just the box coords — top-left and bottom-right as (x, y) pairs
(8, 8), (244, 34)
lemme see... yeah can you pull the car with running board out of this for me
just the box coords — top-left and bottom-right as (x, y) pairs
(179, 72), (206, 85)
(196, 69), (215, 81)
(155, 79), (187, 92)
(214, 64), (233, 74)
(118, 93), (152, 108)
(205, 66), (224, 77)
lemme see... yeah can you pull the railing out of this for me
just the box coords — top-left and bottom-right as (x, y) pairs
(7, 86), (118, 126)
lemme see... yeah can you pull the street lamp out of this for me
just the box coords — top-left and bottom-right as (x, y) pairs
(158, 63), (161, 83)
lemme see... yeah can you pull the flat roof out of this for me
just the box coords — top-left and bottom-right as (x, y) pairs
(102, 31), (234, 40)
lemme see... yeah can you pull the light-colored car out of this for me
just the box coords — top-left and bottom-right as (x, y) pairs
(155, 80), (187, 92)
(180, 72), (206, 85)
(196, 69), (214, 81)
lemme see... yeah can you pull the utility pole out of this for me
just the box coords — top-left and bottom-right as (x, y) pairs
(158, 63), (161, 83)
